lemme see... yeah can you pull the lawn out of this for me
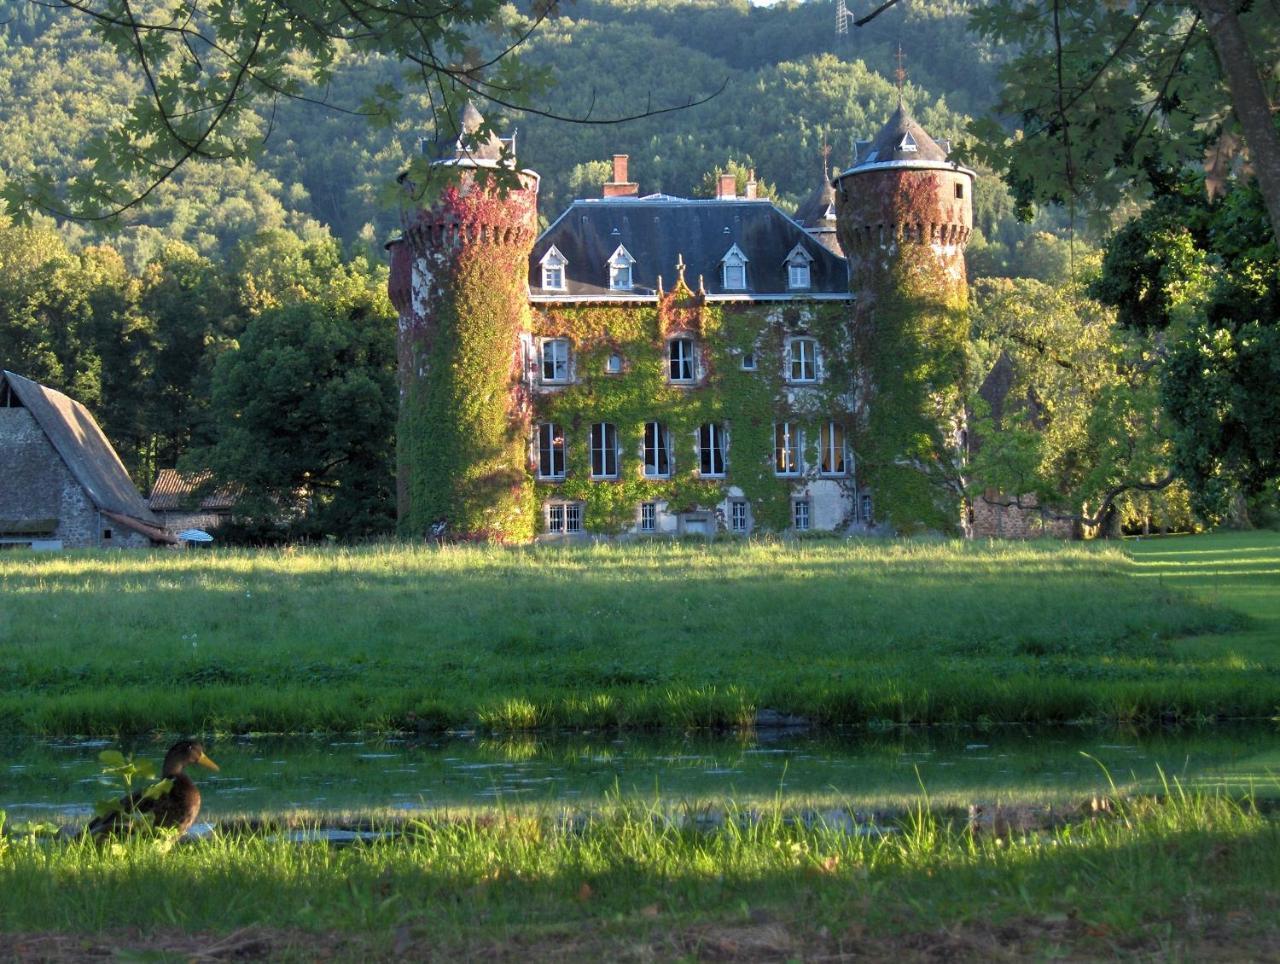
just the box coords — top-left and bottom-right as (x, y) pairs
(0, 530), (1276, 734)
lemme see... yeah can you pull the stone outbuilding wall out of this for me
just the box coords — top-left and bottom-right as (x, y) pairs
(969, 491), (1077, 540)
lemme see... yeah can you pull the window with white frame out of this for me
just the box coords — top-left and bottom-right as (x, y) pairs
(590, 422), (619, 479)
(540, 246), (567, 291)
(730, 500), (748, 532)
(668, 337), (695, 382)
(697, 423), (726, 477)
(793, 499), (811, 531)
(607, 245), (635, 290)
(547, 502), (583, 534)
(820, 421), (847, 475)
(720, 244), (749, 291)
(605, 353), (623, 374)
(860, 493), (873, 524)
(541, 338), (570, 383)
(899, 131), (918, 153)
(640, 502), (657, 532)
(789, 337), (817, 382)
(536, 422), (566, 479)
(784, 244), (813, 290)
(741, 352), (756, 371)
(643, 421), (672, 477)
(774, 422), (801, 476)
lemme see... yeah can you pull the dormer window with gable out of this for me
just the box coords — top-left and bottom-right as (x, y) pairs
(540, 246), (568, 291)
(898, 131), (918, 153)
(720, 244), (749, 291)
(608, 245), (635, 290)
(784, 244), (813, 290)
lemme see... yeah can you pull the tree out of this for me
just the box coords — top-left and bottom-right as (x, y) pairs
(199, 299), (397, 541)
(1091, 175), (1280, 520)
(966, 0), (1280, 243)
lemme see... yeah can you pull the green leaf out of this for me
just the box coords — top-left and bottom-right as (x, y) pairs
(98, 750), (126, 767)
(140, 778), (174, 802)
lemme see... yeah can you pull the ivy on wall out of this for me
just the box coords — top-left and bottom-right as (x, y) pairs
(530, 283), (854, 534)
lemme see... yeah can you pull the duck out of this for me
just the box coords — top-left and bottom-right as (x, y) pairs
(88, 739), (219, 837)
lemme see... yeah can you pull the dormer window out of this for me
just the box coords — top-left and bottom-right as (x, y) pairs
(540, 246), (568, 291)
(784, 244), (814, 290)
(898, 132), (918, 153)
(720, 244), (749, 291)
(608, 245), (635, 290)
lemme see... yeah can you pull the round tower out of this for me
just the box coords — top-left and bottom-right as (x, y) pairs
(391, 104), (540, 541)
(832, 104), (975, 531)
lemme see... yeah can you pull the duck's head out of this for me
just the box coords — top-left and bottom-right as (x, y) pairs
(163, 740), (220, 775)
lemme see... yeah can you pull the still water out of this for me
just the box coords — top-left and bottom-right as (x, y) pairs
(2, 724), (1278, 824)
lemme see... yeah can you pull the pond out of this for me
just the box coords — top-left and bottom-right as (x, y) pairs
(3, 723), (1278, 825)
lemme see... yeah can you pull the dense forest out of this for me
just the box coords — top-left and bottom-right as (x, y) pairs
(3, 0), (1195, 538)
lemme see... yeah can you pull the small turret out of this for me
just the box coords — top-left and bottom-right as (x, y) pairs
(794, 170), (841, 257)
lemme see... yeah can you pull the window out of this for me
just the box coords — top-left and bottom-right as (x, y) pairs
(547, 502), (583, 534)
(668, 337), (695, 382)
(644, 421), (672, 477)
(608, 245), (635, 290)
(536, 423), (565, 479)
(898, 132), (918, 153)
(720, 244), (749, 291)
(820, 421), (847, 475)
(697, 423), (726, 477)
(540, 246), (568, 291)
(590, 422), (619, 479)
(640, 502), (657, 532)
(741, 352), (756, 371)
(606, 353), (623, 374)
(784, 244), (813, 291)
(541, 338), (570, 383)
(954, 182), (965, 200)
(793, 499), (810, 531)
(774, 423), (801, 476)
(861, 494), (873, 524)
(730, 500), (748, 532)
(789, 337), (817, 382)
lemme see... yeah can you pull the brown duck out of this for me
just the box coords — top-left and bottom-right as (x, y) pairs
(88, 740), (219, 837)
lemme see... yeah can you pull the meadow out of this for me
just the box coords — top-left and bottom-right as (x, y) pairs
(1, 531), (1276, 735)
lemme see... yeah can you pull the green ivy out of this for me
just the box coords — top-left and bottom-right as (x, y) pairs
(531, 286), (854, 534)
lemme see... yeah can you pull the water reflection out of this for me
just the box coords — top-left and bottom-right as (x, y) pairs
(1, 723), (1277, 823)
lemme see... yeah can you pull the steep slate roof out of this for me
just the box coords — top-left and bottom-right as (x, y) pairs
(0, 370), (175, 543)
(148, 469), (239, 512)
(794, 178), (837, 228)
(529, 196), (849, 301)
(852, 104), (952, 167)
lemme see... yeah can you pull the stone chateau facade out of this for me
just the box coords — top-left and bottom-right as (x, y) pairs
(386, 104), (1043, 541)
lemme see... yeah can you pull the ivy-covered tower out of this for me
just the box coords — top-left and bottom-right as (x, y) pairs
(388, 105), (540, 541)
(833, 105), (974, 531)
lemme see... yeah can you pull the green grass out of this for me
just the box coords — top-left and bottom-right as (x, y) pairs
(0, 531), (1276, 735)
(1, 787), (1277, 957)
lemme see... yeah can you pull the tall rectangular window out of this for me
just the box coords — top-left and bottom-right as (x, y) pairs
(548, 503), (564, 532)
(640, 502), (657, 532)
(820, 421), (847, 475)
(537, 423), (566, 479)
(644, 421), (671, 477)
(542, 338), (570, 383)
(789, 337), (817, 382)
(697, 423), (726, 477)
(590, 422), (618, 479)
(565, 503), (582, 533)
(793, 499), (810, 531)
(774, 423), (801, 476)
(730, 500), (748, 532)
(668, 338), (695, 382)
(788, 262), (811, 289)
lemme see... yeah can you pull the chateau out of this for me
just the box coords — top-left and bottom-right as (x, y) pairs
(387, 104), (983, 541)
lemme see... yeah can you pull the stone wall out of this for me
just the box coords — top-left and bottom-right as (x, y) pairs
(0, 407), (99, 547)
(970, 491), (1076, 540)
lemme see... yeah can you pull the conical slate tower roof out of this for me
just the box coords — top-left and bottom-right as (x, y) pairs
(852, 104), (951, 168)
(448, 101), (506, 162)
(794, 176), (837, 228)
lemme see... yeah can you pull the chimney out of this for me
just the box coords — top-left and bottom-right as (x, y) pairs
(603, 154), (639, 197)
(717, 172), (737, 200)
(745, 169), (758, 200)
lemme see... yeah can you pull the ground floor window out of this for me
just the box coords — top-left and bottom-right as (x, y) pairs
(547, 502), (583, 534)
(860, 494), (873, 524)
(730, 500), (748, 532)
(793, 499), (810, 531)
(640, 502), (657, 532)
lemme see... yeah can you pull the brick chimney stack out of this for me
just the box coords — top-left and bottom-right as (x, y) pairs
(745, 170), (758, 200)
(603, 154), (639, 197)
(717, 172), (737, 199)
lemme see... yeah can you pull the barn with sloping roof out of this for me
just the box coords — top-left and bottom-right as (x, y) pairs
(0, 370), (176, 549)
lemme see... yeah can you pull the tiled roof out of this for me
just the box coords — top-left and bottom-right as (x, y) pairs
(529, 196), (849, 300)
(148, 468), (239, 511)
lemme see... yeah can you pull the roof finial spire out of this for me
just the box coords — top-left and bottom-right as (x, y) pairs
(894, 43), (907, 105)
(821, 140), (832, 181)
(675, 253), (687, 286)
